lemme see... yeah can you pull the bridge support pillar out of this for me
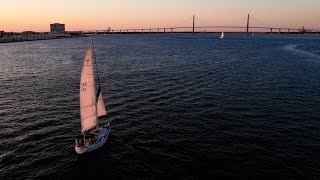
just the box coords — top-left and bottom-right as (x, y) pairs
(193, 14), (195, 33)
(246, 14), (250, 34)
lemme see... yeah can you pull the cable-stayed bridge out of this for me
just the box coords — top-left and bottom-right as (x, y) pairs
(83, 14), (320, 35)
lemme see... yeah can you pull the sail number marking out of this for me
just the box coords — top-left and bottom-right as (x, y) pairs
(81, 82), (87, 92)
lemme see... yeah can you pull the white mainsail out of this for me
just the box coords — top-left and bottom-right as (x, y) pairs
(97, 91), (107, 117)
(80, 43), (98, 132)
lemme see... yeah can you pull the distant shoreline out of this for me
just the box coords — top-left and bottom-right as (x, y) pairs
(0, 36), (85, 44)
(1, 32), (319, 44)
(0, 31), (85, 44)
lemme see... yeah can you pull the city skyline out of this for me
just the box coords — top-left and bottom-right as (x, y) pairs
(1, 0), (320, 32)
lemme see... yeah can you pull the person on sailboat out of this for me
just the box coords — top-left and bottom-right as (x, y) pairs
(75, 139), (80, 147)
(104, 121), (110, 128)
(88, 137), (92, 145)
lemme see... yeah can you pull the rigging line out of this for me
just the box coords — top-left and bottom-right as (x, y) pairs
(90, 36), (102, 97)
(250, 16), (270, 28)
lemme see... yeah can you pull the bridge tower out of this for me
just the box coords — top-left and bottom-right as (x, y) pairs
(246, 14), (250, 34)
(193, 14), (195, 33)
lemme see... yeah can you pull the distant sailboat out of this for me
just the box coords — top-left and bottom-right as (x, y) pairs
(75, 38), (110, 154)
(220, 32), (224, 39)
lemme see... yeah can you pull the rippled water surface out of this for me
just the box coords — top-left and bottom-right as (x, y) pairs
(0, 34), (320, 179)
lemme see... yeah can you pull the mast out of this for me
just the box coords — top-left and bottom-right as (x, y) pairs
(91, 37), (101, 99)
(91, 36), (107, 119)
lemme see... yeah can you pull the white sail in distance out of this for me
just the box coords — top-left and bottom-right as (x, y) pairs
(80, 43), (98, 132)
(220, 32), (224, 39)
(97, 91), (107, 117)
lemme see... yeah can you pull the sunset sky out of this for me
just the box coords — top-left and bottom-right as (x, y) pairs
(1, 0), (319, 32)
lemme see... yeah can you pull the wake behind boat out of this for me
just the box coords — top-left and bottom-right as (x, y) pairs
(75, 38), (110, 154)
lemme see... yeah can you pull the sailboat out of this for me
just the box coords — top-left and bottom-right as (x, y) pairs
(75, 38), (110, 154)
(220, 32), (224, 39)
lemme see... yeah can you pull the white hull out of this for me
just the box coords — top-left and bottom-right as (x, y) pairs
(75, 126), (110, 154)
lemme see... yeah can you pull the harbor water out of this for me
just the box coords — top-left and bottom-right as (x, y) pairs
(0, 33), (320, 179)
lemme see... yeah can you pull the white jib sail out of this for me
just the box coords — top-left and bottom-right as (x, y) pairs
(80, 44), (98, 132)
(97, 91), (107, 117)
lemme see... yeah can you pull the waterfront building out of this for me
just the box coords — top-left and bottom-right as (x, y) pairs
(50, 23), (65, 34)
(22, 31), (36, 36)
